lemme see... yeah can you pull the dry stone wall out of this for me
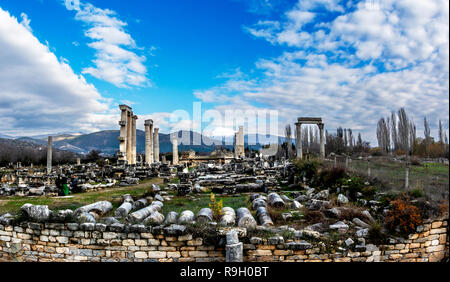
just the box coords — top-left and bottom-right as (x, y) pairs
(0, 218), (447, 262)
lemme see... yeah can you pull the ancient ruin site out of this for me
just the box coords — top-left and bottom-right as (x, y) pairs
(0, 0), (449, 266)
(0, 105), (448, 263)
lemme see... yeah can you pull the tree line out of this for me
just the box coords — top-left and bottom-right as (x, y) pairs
(0, 139), (78, 167)
(377, 108), (449, 158)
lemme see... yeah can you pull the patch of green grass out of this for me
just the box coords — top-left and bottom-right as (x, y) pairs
(170, 177), (180, 184)
(0, 178), (161, 215)
(346, 159), (448, 202)
(161, 194), (249, 216)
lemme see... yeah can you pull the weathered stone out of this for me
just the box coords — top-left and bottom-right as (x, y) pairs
(196, 208), (214, 223)
(143, 211), (165, 226)
(329, 221), (349, 230)
(236, 208), (257, 230)
(178, 210), (195, 225)
(127, 201), (163, 224)
(345, 238), (354, 246)
(164, 212), (179, 225)
(268, 193), (286, 208)
(226, 231), (243, 262)
(219, 207), (236, 226)
(353, 218), (370, 228)
(337, 194), (349, 205)
(163, 224), (187, 236)
(20, 204), (52, 222)
(74, 201), (113, 217)
(115, 202), (133, 218)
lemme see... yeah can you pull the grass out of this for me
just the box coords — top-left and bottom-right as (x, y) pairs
(339, 159), (449, 202)
(161, 194), (250, 216)
(0, 178), (162, 215)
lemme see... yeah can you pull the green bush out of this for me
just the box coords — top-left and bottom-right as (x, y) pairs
(313, 167), (347, 192)
(293, 159), (321, 183)
(342, 176), (366, 201)
(408, 188), (425, 199)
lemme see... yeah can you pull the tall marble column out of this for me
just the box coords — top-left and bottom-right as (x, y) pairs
(126, 111), (133, 164)
(131, 115), (138, 165)
(47, 136), (52, 174)
(172, 136), (179, 165)
(319, 123), (325, 159)
(154, 128), (160, 162)
(145, 119), (154, 166)
(118, 105), (130, 163)
(238, 126), (245, 158)
(234, 133), (238, 159)
(296, 122), (302, 160)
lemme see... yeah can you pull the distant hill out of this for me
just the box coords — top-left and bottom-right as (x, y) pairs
(0, 134), (13, 139)
(12, 130), (286, 156)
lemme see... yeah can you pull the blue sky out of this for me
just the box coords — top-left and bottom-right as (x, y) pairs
(0, 0), (448, 145)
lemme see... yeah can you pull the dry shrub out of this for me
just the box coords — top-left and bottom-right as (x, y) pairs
(385, 197), (422, 234)
(410, 157), (422, 166)
(440, 201), (449, 215)
(304, 210), (325, 224)
(338, 207), (363, 221)
(267, 206), (285, 224)
(368, 221), (387, 245)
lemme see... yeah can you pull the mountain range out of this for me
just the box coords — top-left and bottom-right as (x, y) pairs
(2, 131), (286, 156)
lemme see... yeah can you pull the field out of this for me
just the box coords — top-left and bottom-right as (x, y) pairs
(0, 178), (162, 215)
(0, 177), (251, 217)
(329, 157), (449, 202)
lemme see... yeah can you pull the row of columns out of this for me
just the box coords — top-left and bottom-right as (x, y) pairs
(144, 119), (162, 165)
(118, 105), (138, 165)
(119, 105), (161, 166)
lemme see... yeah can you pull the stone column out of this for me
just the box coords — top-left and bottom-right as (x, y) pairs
(172, 136), (179, 165)
(47, 136), (52, 174)
(234, 133), (238, 159)
(238, 126), (245, 158)
(154, 128), (160, 162)
(296, 122), (302, 160)
(131, 115), (138, 165)
(145, 119), (154, 166)
(226, 230), (243, 262)
(319, 123), (325, 159)
(126, 110), (133, 164)
(118, 105), (130, 163)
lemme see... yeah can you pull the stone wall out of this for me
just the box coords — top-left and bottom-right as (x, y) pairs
(0, 218), (447, 262)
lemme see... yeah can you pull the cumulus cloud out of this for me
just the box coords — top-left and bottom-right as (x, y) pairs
(198, 0), (449, 144)
(74, 2), (150, 88)
(0, 7), (116, 136)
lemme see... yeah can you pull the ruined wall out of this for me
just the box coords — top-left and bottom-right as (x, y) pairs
(0, 218), (447, 262)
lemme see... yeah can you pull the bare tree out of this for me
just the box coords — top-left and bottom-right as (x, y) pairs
(391, 111), (399, 152)
(377, 117), (390, 154)
(409, 120), (416, 155)
(439, 120), (444, 144)
(344, 128), (348, 151)
(348, 129), (354, 149)
(285, 125), (292, 159)
(424, 117), (431, 157)
(397, 108), (410, 153)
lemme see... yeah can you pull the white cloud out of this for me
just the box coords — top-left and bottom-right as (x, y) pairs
(0, 7), (116, 136)
(74, 2), (150, 88)
(197, 0), (449, 144)
(20, 13), (31, 31)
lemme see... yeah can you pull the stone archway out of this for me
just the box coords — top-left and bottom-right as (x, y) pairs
(295, 117), (325, 159)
